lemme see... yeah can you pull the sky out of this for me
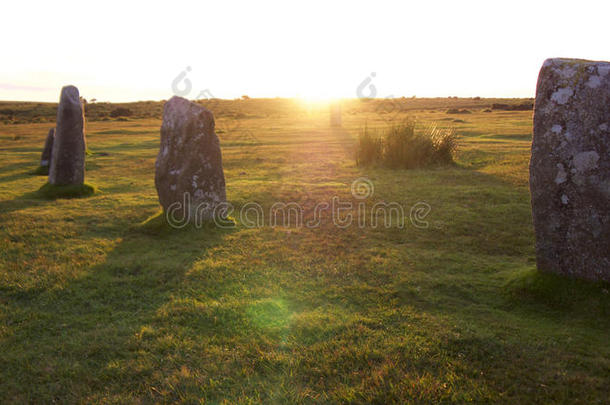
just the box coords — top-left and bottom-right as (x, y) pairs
(1, 0), (609, 102)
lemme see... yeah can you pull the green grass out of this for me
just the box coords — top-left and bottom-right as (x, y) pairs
(0, 99), (608, 403)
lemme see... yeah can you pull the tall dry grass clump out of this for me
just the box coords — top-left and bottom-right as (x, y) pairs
(357, 121), (457, 168)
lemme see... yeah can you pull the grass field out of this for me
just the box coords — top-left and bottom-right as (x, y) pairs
(0, 98), (608, 403)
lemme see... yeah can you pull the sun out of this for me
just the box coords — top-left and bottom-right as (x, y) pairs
(296, 95), (340, 109)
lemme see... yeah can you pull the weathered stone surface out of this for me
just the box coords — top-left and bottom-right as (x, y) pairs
(40, 128), (55, 167)
(49, 86), (86, 185)
(155, 96), (226, 223)
(530, 58), (610, 281)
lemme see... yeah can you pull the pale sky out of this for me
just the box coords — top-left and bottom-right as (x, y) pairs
(1, 0), (608, 102)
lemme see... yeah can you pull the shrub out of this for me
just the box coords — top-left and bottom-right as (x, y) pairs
(491, 103), (533, 111)
(356, 121), (457, 169)
(356, 125), (383, 166)
(109, 107), (133, 117)
(446, 108), (471, 114)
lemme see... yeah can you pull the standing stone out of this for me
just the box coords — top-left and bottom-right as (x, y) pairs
(155, 96), (226, 223)
(40, 128), (55, 167)
(530, 58), (610, 281)
(330, 102), (342, 127)
(49, 86), (86, 185)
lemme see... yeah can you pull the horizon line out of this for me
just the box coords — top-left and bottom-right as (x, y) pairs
(0, 95), (536, 104)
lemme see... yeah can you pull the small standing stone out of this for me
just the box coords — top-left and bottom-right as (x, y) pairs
(330, 102), (342, 127)
(155, 96), (226, 223)
(530, 58), (610, 281)
(40, 128), (55, 168)
(48, 86), (86, 185)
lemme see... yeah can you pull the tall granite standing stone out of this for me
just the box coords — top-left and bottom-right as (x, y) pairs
(155, 96), (226, 223)
(530, 58), (610, 281)
(40, 128), (55, 167)
(48, 86), (86, 185)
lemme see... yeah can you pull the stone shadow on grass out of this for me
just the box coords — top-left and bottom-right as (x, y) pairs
(0, 160), (43, 182)
(0, 218), (235, 400)
(0, 183), (98, 218)
(0, 191), (49, 216)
